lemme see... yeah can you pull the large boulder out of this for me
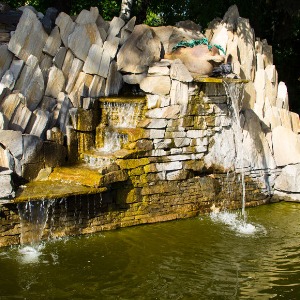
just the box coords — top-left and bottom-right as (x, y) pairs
(164, 44), (225, 76)
(274, 164), (300, 193)
(117, 24), (161, 74)
(8, 8), (48, 62)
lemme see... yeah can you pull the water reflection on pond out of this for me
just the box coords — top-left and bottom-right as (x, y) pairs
(1, 202), (300, 299)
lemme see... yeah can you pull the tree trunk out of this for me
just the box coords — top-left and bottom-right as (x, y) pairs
(119, 0), (134, 21)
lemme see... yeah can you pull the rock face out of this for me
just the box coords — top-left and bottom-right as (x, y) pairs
(1, 4), (300, 248)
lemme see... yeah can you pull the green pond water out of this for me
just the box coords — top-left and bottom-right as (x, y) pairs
(1, 202), (300, 299)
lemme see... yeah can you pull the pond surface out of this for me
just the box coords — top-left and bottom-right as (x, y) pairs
(1, 202), (300, 299)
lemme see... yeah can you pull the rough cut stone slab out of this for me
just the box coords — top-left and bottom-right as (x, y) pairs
(39, 96), (57, 113)
(0, 130), (23, 159)
(8, 8), (48, 62)
(69, 72), (93, 107)
(65, 58), (84, 93)
(45, 66), (65, 98)
(107, 17), (125, 41)
(211, 23), (228, 54)
(123, 73), (146, 85)
(144, 119), (168, 129)
(145, 105), (180, 119)
(14, 55), (45, 111)
(62, 50), (75, 78)
(117, 24), (161, 73)
(104, 61), (123, 96)
(40, 53), (53, 80)
(290, 112), (300, 134)
(170, 59), (193, 82)
(170, 80), (189, 114)
(43, 26), (61, 56)
(242, 109), (276, 170)
(204, 127), (236, 171)
(21, 134), (43, 163)
(148, 66), (170, 76)
(55, 12), (75, 47)
(89, 75), (106, 97)
(0, 70), (15, 90)
(272, 126), (300, 166)
(0, 93), (23, 120)
(103, 37), (120, 59)
(0, 112), (7, 130)
(83, 44), (103, 75)
(120, 16), (136, 45)
(0, 170), (15, 199)
(274, 164), (300, 193)
(0, 45), (13, 79)
(26, 109), (50, 138)
(156, 161), (182, 172)
(140, 76), (171, 95)
(57, 94), (72, 133)
(9, 60), (24, 83)
(98, 50), (112, 78)
(9, 103), (32, 132)
(237, 17), (255, 80)
(276, 81), (288, 109)
(68, 23), (103, 61)
(75, 7), (99, 24)
(53, 47), (67, 69)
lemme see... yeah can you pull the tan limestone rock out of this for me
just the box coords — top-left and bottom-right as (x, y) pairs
(0, 93), (23, 121)
(89, 75), (106, 97)
(69, 72), (93, 107)
(43, 26), (61, 56)
(272, 126), (300, 166)
(170, 59), (193, 82)
(55, 12), (75, 47)
(8, 102), (32, 132)
(25, 109), (50, 138)
(62, 50), (75, 78)
(107, 16), (125, 41)
(14, 55), (45, 111)
(104, 61), (123, 96)
(140, 76), (171, 95)
(65, 58), (84, 94)
(45, 66), (65, 98)
(68, 23), (103, 61)
(53, 47), (67, 69)
(276, 82), (288, 109)
(274, 164), (300, 193)
(75, 7), (99, 24)
(83, 44), (103, 75)
(120, 16), (136, 45)
(0, 45), (13, 79)
(117, 24), (161, 73)
(237, 17), (255, 80)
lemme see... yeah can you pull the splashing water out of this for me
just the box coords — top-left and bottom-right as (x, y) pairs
(210, 211), (265, 235)
(223, 81), (247, 219)
(17, 200), (53, 245)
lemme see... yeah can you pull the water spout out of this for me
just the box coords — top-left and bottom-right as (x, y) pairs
(223, 81), (246, 218)
(17, 200), (53, 246)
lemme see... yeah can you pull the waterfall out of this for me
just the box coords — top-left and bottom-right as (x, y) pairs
(103, 102), (142, 128)
(223, 81), (247, 217)
(17, 200), (53, 245)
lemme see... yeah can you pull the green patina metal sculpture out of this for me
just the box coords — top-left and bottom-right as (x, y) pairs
(172, 38), (226, 55)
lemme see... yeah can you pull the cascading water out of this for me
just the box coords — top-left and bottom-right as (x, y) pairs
(223, 81), (246, 215)
(103, 102), (142, 129)
(17, 200), (53, 262)
(210, 81), (257, 235)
